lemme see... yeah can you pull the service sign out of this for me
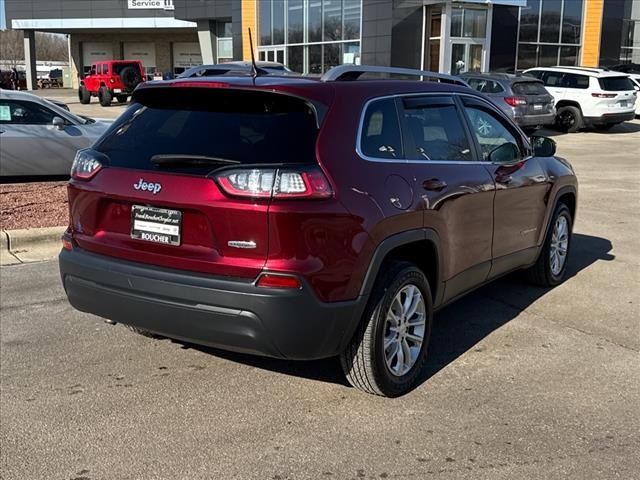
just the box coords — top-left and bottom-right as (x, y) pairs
(128, 0), (174, 10)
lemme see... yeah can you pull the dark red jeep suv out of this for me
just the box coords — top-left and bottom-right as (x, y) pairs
(60, 65), (577, 397)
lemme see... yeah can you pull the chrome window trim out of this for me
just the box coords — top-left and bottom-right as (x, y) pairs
(355, 91), (529, 165)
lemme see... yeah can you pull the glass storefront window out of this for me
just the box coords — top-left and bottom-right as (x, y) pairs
(517, 0), (583, 70)
(540, 0), (561, 43)
(451, 7), (486, 38)
(288, 0), (303, 44)
(309, 0), (322, 42)
(258, 0), (362, 74)
(259, 1), (272, 46)
(463, 9), (486, 38)
(273, 0), (285, 45)
(561, 0), (583, 44)
(288, 45), (304, 73)
(519, 0), (540, 42)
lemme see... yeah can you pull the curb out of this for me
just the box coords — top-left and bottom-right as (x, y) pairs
(0, 226), (66, 266)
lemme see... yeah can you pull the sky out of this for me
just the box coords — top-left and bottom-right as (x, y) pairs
(0, 0), (6, 30)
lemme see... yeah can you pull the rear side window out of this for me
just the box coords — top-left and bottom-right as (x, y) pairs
(466, 78), (504, 94)
(512, 81), (547, 95)
(402, 97), (472, 162)
(95, 88), (319, 173)
(562, 73), (589, 89)
(598, 76), (635, 91)
(360, 98), (403, 159)
(541, 71), (564, 87)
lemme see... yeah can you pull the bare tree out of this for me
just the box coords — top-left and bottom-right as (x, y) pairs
(0, 30), (23, 67)
(0, 30), (68, 65)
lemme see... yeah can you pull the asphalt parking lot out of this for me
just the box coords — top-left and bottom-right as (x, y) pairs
(1, 104), (639, 478)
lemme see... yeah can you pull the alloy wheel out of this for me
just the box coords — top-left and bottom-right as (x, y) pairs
(550, 215), (569, 275)
(383, 285), (426, 377)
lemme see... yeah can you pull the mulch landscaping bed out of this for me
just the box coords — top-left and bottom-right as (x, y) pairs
(0, 182), (68, 230)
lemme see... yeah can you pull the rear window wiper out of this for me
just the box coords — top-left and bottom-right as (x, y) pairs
(150, 154), (240, 167)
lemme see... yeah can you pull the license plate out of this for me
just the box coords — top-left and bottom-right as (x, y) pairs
(131, 205), (181, 246)
(533, 104), (543, 111)
(113, 89), (122, 93)
(618, 101), (628, 107)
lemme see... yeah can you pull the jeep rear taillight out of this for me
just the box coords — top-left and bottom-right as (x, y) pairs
(71, 149), (105, 180)
(215, 167), (333, 200)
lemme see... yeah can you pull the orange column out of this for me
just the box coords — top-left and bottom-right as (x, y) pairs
(581, 0), (604, 67)
(241, 0), (258, 61)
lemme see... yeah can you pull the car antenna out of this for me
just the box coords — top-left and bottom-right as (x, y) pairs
(248, 28), (268, 80)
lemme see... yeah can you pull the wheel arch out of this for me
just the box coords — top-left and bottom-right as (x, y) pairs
(359, 229), (443, 307)
(555, 100), (583, 113)
(538, 185), (577, 248)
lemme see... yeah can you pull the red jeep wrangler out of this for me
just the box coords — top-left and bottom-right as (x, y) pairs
(79, 60), (145, 107)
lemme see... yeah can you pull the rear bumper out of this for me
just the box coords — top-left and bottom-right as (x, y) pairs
(514, 112), (556, 127)
(59, 248), (365, 360)
(584, 111), (636, 125)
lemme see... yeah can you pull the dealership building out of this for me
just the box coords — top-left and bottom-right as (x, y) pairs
(2, 0), (639, 89)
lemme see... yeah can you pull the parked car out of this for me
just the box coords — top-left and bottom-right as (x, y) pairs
(79, 60), (145, 107)
(608, 63), (640, 74)
(59, 65), (577, 397)
(0, 70), (27, 90)
(524, 66), (637, 132)
(0, 90), (112, 177)
(459, 72), (555, 131)
(38, 68), (64, 89)
(177, 61), (294, 79)
(630, 75), (640, 116)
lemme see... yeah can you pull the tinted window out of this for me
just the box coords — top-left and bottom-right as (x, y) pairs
(0, 100), (56, 125)
(512, 81), (547, 95)
(360, 98), (403, 159)
(402, 98), (472, 162)
(466, 78), (504, 94)
(562, 73), (589, 89)
(598, 77), (635, 91)
(95, 89), (319, 173)
(463, 102), (520, 161)
(541, 71), (563, 86)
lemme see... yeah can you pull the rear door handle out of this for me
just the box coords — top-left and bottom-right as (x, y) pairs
(423, 179), (448, 191)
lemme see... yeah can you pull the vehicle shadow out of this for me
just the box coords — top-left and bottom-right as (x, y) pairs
(177, 233), (614, 391)
(538, 121), (640, 137)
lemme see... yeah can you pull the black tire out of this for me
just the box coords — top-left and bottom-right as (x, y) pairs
(595, 123), (619, 131)
(555, 106), (583, 133)
(119, 66), (143, 92)
(98, 86), (112, 107)
(524, 203), (573, 287)
(126, 325), (164, 339)
(78, 85), (91, 104)
(116, 94), (129, 104)
(340, 261), (433, 397)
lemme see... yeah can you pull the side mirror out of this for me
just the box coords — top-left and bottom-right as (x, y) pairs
(488, 142), (520, 164)
(531, 135), (556, 157)
(52, 116), (66, 130)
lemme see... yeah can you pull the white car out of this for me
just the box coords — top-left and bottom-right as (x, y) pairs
(627, 74), (640, 116)
(524, 66), (637, 132)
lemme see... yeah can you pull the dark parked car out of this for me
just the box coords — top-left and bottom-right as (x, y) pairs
(177, 61), (294, 79)
(460, 72), (556, 131)
(59, 65), (577, 397)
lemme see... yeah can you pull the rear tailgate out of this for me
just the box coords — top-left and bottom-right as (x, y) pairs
(595, 76), (637, 111)
(512, 80), (555, 114)
(68, 86), (321, 279)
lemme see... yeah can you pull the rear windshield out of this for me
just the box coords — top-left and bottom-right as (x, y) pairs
(598, 76), (635, 91)
(95, 87), (319, 173)
(512, 81), (547, 95)
(113, 63), (141, 75)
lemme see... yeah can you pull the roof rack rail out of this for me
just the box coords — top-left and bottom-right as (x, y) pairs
(552, 66), (602, 74)
(320, 65), (469, 86)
